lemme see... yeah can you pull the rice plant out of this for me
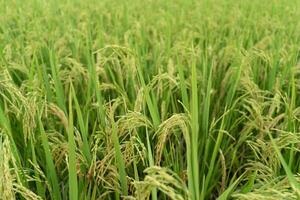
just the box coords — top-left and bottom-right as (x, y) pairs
(1, 0), (300, 199)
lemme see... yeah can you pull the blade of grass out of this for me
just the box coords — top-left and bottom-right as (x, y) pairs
(72, 84), (91, 163)
(38, 117), (61, 200)
(111, 110), (128, 196)
(217, 174), (244, 200)
(68, 84), (78, 200)
(30, 137), (45, 198)
(190, 55), (200, 200)
(49, 50), (66, 113)
(146, 128), (158, 200)
(268, 132), (300, 196)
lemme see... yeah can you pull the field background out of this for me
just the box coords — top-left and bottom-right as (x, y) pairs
(1, 0), (300, 199)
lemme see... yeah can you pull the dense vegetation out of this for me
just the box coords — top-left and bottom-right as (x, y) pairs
(1, 0), (300, 199)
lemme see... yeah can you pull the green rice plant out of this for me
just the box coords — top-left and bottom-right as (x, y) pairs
(1, 0), (300, 199)
(67, 84), (78, 200)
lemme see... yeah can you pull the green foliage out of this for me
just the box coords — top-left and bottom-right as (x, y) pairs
(0, 0), (300, 199)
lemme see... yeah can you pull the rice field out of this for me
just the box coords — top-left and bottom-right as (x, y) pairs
(1, 0), (300, 199)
